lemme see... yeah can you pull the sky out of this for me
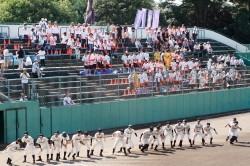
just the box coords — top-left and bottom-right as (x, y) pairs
(154, 0), (182, 5)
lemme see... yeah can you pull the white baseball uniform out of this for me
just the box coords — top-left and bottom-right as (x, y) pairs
(228, 121), (238, 137)
(229, 124), (240, 137)
(183, 123), (191, 140)
(113, 131), (127, 148)
(81, 135), (92, 150)
(36, 137), (50, 156)
(5, 141), (20, 159)
(50, 135), (62, 154)
(22, 136), (35, 155)
(149, 128), (163, 146)
(203, 126), (215, 138)
(174, 124), (184, 140)
(162, 125), (173, 142)
(124, 128), (136, 148)
(91, 132), (105, 150)
(59, 134), (70, 152)
(141, 130), (154, 145)
(71, 134), (83, 154)
(193, 123), (204, 140)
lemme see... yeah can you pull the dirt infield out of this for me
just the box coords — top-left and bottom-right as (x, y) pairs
(1, 112), (250, 166)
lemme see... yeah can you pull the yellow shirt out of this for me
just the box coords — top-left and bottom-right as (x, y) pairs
(154, 52), (160, 61)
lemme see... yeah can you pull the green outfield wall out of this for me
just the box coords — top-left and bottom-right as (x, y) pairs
(1, 88), (250, 143)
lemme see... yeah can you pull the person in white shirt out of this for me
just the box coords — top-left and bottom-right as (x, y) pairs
(81, 131), (93, 158)
(203, 123), (218, 144)
(139, 126), (155, 152)
(182, 120), (192, 147)
(69, 22), (75, 37)
(90, 128), (106, 157)
(59, 132), (70, 160)
(144, 50), (150, 62)
(124, 125), (137, 153)
(52, 21), (60, 43)
(61, 32), (68, 44)
(20, 69), (30, 97)
(155, 70), (163, 91)
(127, 53), (133, 71)
(207, 58), (212, 70)
(70, 130), (83, 159)
(111, 129), (128, 156)
(22, 131), (36, 163)
(80, 28), (88, 48)
(74, 39), (81, 59)
(36, 134), (50, 162)
(162, 121), (173, 149)
(63, 92), (75, 106)
(192, 118), (205, 146)
(88, 33), (95, 52)
(32, 59), (43, 78)
(82, 52), (90, 72)
(103, 54), (111, 68)
(30, 28), (37, 50)
(37, 46), (46, 67)
(173, 120), (185, 147)
(238, 57), (245, 66)
(135, 38), (143, 51)
(50, 131), (62, 161)
(22, 23), (29, 43)
(190, 68), (197, 84)
(3, 138), (22, 165)
(149, 125), (163, 151)
(75, 23), (82, 40)
(227, 121), (242, 144)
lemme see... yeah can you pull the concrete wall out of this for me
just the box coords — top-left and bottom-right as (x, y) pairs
(1, 88), (250, 143)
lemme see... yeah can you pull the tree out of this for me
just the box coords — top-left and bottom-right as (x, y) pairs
(93, 0), (153, 25)
(0, 0), (77, 23)
(69, 0), (88, 23)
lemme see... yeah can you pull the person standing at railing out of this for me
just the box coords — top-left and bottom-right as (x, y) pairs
(22, 23), (29, 44)
(75, 23), (82, 41)
(63, 92), (75, 106)
(239, 57), (245, 66)
(20, 68), (30, 97)
(38, 46), (46, 67)
(30, 28), (37, 50)
(80, 28), (88, 48)
(37, 28), (45, 50)
(3, 46), (10, 69)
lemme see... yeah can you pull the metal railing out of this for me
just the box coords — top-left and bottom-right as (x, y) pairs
(1, 66), (249, 107)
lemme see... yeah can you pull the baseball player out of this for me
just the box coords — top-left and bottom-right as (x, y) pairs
(111, 129), (128, 156)
(60, 132), (70, 160)
(36, 134), (50, 162)
(203, 123), (218, 144)
(162, 121), (174, 149)
(229, 121), (242, 144)
(173, 120), (185, 147)
(225, 118), (238, 142)
(149, 126), (163, 151)
(139, 126), (155, 152)
(182, 120), (192, 147)
(149, 124), (163, 150)
(21, 131), (36, 163)
(90, 128), (106, 157)
(50, 130), (62, 161)
(124, 124), (137, 153)
(193, 118), (205, 146)
(3, 138), (22, 165)
(81, 131), (93, 158)
(70, 130), (83, 159)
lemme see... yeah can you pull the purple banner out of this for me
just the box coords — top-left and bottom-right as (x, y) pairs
(147, 10), (153, 28)
(134, 10), (143, 30)
(152, 10), (160, 29)
(141, 8), (147, 28)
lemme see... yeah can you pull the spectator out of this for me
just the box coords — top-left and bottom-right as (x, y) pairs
(128, 72), (135, 92)
(37, 46), (46, 67)
(192, 26), (198, 43)
(74, 39), (81, 59)
(20, 69), (30, 97)
(154, 49), (160, 61)
(124, 29), (130, 48)
(69, 22), (75, 38)
(88, 33), (95, 52)
(37, 28), (45, 49)
(110, 23), (116, 39)
(117, 24), (122, 43)
(52, 21), (60, 43)
(146, 28), (153, 48)
(19, 93), (28, 101)
(22, 23), (29, 43)
(16, 46), (25, 70)
(61, 32), (68, 54)
(30, 28), (37, 50)
(0, 53), (4, 70)
(238, 57), (245, 66)
(32, 59), (43, 78)
(75, 23), (81, 40)
(3, 46), (11, 69)
(80, 28), (87, 48)
(106, 22), (110, 33)
(135, 38), (143, 51)
(63, 92), (75, 106)
(131, 24), (136, 42)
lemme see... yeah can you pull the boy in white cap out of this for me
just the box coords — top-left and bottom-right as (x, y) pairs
(70, 130), (83, 159)
(173, 120), (185, 147)
(193, 118), (205, 146)
(139, 126), (155, 153)
(162, 121), (174, 149)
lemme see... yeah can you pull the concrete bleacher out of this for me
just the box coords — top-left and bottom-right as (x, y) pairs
(1, 37), (244, 106)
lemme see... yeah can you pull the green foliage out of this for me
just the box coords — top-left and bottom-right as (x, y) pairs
(0, 0), (78, 23)
(159, 0), (250, 43)
(93, 0), (153, 25)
